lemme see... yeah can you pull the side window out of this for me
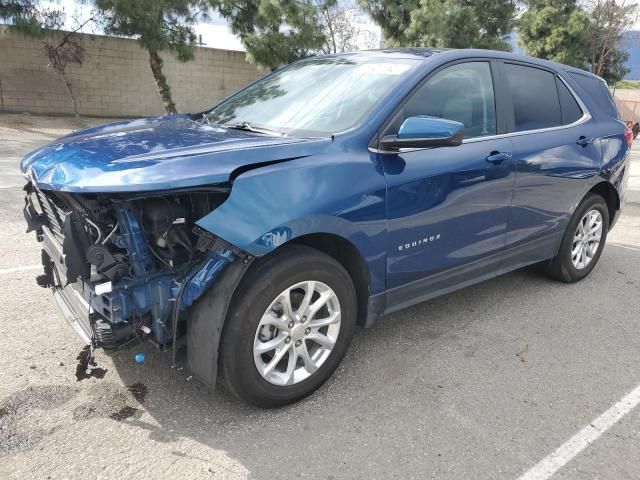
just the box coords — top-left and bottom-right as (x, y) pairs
(392, 62), (497, 139)
(504, 63), (562, 132)
(556, 77), (583, 125)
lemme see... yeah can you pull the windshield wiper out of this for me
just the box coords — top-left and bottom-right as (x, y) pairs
(200, 113), (226, 128)
(226, 122), (286, 137)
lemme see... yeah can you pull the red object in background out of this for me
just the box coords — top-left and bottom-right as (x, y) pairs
(625, 127), (633, 146)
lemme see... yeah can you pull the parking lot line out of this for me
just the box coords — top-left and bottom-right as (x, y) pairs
(0, 265), (41, 275)
(609, 242), (640, 253)
(518, 383), (640, 480)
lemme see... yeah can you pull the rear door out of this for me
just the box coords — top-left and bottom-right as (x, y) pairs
(499, 62), (602, 269)
(379, 60), (516, 308)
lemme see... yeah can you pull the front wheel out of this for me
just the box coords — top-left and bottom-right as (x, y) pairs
(219, 245), (357, 407)
(545, 193), (609, 283)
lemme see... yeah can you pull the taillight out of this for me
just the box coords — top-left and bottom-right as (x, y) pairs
(625, 127), (633, 146)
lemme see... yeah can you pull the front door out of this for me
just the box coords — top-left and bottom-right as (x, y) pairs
(379, 61), (516, 310)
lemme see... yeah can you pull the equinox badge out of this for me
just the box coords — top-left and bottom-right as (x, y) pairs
(398, 234), (441, 252)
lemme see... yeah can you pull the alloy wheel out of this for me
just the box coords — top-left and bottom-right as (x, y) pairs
(571, 209), (603, 270)
(253, 281), (341, 386)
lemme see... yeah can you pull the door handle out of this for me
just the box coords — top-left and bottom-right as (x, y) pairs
(577, 136), (595, 146)
(486, 151), (512, 165)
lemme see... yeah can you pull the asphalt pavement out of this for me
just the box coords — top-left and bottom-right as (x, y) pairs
(0, 113), (638, 480)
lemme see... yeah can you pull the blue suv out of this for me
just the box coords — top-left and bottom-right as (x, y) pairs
(21, 49), (630, 407)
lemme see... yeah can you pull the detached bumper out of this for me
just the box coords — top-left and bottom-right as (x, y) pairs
(52, 283), (92, 345)
(40, 224), (93, 345)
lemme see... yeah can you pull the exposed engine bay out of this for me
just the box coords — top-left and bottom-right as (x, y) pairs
(23, 182), (247, 352)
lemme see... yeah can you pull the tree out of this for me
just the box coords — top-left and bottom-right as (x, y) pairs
(406, 0), (516, 50)
(359, 0), (515, 50)
(356, 0), (417, 47)
(518, 0), (637, 84)
(594, 44), (630, 83)
(0, 0), (64, 36)
(315, 0), (377, 54)
(583, 0), (638, 83)
(210, 0), (335, 68)
(518, 0), (591, 68)
(94, 0), (203, 114)
(43, 27), (90, 121)
(0, 1), (90, 120)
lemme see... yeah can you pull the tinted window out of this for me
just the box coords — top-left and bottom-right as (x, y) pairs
(556, 77), (583, 125)
(569, 72), (619, 119)
(392, 62), (496, 138)
(504, 64), (561, 132)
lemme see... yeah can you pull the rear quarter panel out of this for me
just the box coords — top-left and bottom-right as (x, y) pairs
(562, 72), (630, 209)
(598, 120), (630, 210)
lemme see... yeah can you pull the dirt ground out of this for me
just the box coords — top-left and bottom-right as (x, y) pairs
(615, 88), (640, 102)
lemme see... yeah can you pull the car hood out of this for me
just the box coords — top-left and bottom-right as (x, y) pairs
(21, 115), (323, 192)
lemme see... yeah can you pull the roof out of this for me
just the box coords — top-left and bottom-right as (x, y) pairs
(307, 48), (605, 83)
(363, 48), (446, 58)
(350, 48), (604, 82)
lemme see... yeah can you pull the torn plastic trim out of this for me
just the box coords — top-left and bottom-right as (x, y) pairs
(112, 184), (232, 200)
(228, 156), (308, 183)
(22, 182), (45, 234)
(171, 233), (254, 376)
(179, 228), (253, 309)
(185, 252), (255, 388)
(179, 248), (236, 309)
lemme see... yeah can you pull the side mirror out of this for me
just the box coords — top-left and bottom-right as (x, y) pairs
(379, 116), (465, 151)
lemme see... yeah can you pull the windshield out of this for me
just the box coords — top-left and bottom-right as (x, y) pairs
(205, 57), (419, 137)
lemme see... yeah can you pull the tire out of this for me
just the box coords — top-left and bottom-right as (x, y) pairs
(545, 193), (609, 283)
(219, 244), (357, 408)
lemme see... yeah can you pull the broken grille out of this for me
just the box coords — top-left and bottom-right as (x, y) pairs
(35, 187), (70, 242)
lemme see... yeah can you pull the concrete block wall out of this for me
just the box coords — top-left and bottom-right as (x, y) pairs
(0, 29), (264, 117)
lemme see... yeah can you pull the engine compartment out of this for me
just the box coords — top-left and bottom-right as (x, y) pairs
(24, 183), (243, 350)
(71, 190), (225, 282)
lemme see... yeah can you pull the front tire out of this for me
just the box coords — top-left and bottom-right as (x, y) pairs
(545, 193), (609, 283)
(219, 245), (357, 408)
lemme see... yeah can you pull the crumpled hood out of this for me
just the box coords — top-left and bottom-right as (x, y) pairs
(21, 115), (322, 192)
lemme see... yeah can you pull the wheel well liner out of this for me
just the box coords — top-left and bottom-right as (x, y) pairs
(588, 181), (619, 228)
(290, 233), (371, 327)
(189, 233), (372, 388)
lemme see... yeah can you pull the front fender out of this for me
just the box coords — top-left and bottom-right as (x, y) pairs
(195, 153), (388, 294)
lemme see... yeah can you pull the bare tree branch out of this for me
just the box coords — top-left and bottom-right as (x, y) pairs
(582, 0), (639, 77)
(315, 0), (377, 54)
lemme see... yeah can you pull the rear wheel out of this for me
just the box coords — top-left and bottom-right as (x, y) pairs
(219, 245), (357, 407)
(545, 193), (609, 283)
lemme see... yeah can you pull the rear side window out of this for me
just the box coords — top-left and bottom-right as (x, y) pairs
(569, 72), (619, 119)
(504, 63), (562, 132)
(556, 77), (583, 125)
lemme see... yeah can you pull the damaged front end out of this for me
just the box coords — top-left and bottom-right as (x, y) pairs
(23, 182), (251, 369)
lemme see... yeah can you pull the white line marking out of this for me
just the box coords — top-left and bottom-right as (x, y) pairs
(518, 383), (640, 480)
(609, 242), (640, 253)
(0, 265), (41, 275)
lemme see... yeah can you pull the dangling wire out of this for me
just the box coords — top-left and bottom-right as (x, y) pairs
(85, 217), (103, 243)
(101, 222), (119, 245)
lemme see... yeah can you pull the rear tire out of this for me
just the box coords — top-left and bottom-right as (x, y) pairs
(219, 244), (357, 408)
(545, 193), (609, 283)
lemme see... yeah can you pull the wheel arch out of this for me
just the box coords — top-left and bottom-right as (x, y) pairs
(587, 181), (619, 229)
(288, 233), (372, 327)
